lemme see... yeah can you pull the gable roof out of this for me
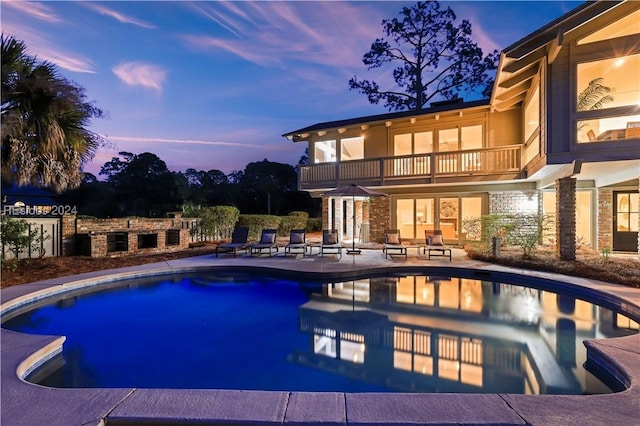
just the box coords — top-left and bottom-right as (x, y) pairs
(282, 99), (489, 140)
(284, 1), (627, 137)
(492, 0), (624, 111)
(502, 1), (613, 58)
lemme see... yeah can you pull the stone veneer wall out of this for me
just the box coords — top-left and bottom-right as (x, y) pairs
(556, 177), (576, 261)
(369, 196), (391, 243)
(597, 188), (613, 252)
(61, 214), (76, 256)
(62, 213), (189, 257)
(322, 197), (329, 230)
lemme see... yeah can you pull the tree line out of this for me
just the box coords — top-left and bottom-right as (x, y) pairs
(59, 151), (319, 218)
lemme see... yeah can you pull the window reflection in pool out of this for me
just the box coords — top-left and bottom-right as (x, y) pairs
(2, 272), (638, 394)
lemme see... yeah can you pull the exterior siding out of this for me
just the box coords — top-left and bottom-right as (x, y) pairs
(489, 109), (522, 148)
(292, 1), (639, 257)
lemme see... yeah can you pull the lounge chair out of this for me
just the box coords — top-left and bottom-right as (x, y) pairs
(383, 229), (407, 259)
(249, 228), (279, 257)
(320, 229), (341, 258)
(215, 226), (249, 257)
(424, 230), (452, 260)
(284, 229), (307, 257)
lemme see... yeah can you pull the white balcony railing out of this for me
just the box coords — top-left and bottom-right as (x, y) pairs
(299, 145), (523, 189)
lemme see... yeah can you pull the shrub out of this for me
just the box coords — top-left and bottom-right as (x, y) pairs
(461, 217), (482, 242)
(306, 218), (323, 232)
(279, 215), (307, 236)
(507, 213), (554, 258)
(481, 214), (515, 246)
(190, 205), (239, 241)
(238, 214), (282, 239)
(471, 213), (553, 258)
(0, 216), (50, 265)
(288, 211), (309, 219)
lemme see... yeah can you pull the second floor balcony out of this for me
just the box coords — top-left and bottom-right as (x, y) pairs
(299, 145), (523, 190)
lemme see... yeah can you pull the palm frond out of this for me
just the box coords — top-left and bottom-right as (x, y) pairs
(577, 77), (614, 111)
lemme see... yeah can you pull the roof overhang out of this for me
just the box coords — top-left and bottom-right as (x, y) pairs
(490, 1), (623, 112)
(283, 100), (491, 142)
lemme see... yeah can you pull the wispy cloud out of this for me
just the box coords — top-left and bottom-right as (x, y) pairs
(83, 3), (155, 29)
(112, 62), (166, 91)
(3, 1), (61, 23)
(102, 135), (265, 150)
(2, 21), (95, 73)
(183, 2), (382, 70)
(453, 5), (502, 54)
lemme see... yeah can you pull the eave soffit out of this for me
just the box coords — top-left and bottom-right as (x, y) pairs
(288, 103), (492, 141)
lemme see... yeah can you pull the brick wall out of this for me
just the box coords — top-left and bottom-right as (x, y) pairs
(65, 212), (189, 257)
(488, 191), (540, 215)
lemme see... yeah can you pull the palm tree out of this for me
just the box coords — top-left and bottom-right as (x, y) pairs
(1, 35), (104, 192)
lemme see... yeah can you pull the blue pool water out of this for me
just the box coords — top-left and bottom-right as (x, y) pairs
(2, 271), (638, 394)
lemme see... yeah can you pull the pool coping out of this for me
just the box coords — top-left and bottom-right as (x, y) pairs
(1, 250), (639, 425)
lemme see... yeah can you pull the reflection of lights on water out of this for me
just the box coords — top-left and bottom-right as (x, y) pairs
(523, 296), (540, 324)
(463, 290), (473, 308)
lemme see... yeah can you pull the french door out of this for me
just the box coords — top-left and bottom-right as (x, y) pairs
(613, 191), (638, 252)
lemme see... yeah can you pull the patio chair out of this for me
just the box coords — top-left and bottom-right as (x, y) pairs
(383, 229), (407, 259)
(424, 229), (451, 261)
(250, 228), (279, 257)
(284, 229), (307, 257)
(215, 226), (249, 257)
(320, 229), (342, 258)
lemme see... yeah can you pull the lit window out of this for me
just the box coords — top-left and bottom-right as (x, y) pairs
(576, 53), (640, 143)
(341, 136), (364, 161)
(314, 140), (336, 163)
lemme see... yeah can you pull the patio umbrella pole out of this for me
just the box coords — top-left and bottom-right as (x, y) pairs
(347, 194), (361, 254)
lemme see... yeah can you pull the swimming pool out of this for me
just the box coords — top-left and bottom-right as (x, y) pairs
(3, 270), (637, 394)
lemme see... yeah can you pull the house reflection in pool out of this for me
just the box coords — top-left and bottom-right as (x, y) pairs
(289, 276), (639, 395)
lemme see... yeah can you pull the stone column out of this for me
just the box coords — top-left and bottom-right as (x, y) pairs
(369, 197), (391, 243)
(556, 177), (576, 260)
(61, 214), (77, 256)
(597, 188), (613, 252)
(322, 197), (329, 230)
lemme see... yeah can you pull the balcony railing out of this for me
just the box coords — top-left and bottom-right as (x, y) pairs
(299, 145), (523, 190)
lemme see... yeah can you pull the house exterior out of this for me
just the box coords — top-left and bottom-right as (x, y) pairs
(283, 0), (640, 258)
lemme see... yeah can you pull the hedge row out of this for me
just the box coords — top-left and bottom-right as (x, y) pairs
(237, 213), (314, 240)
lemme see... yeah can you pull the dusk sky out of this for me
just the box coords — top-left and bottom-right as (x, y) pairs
(2, 1), (582, 176)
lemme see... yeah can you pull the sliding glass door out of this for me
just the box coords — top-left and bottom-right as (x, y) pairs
(396, 196), (483, 243)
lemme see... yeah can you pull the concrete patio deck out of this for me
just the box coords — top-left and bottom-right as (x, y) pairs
(1, 248), (639, 425)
